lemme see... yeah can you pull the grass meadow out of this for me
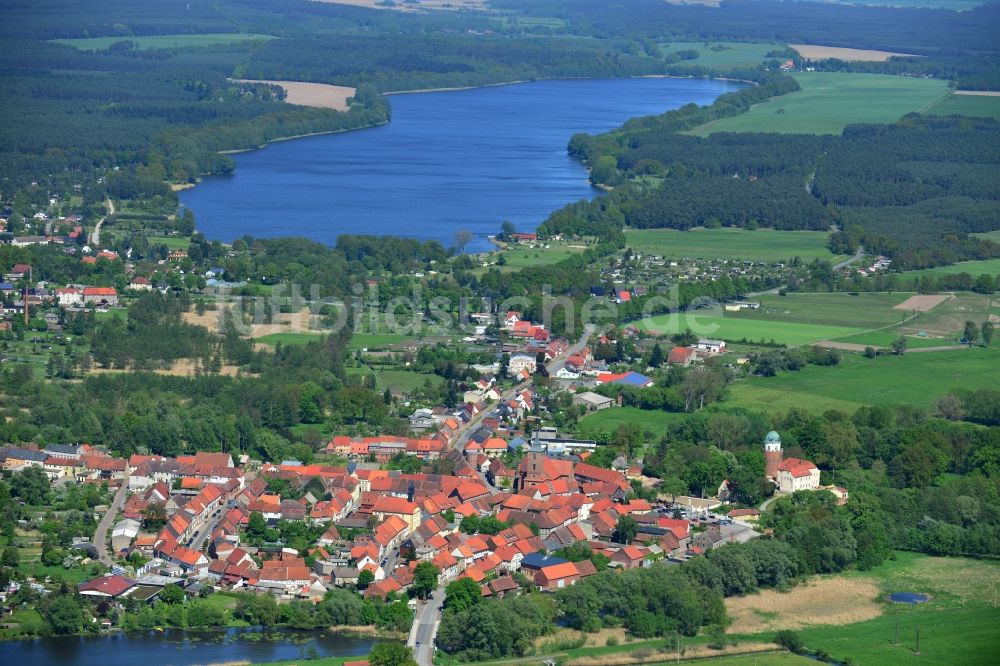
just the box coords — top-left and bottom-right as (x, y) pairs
(899, 257), (1000, 279)
(639, 312), (866, 346)
(577, 406), (685, 441)
(255, 331), (324, 347)
(624, 228), (833, 262)
(729, 345), (998, 412)
(660, 41), (779, 69)
(53, 33), (275, 51)
(927, 93), (1000, 120)
(691, 72), (950, 135)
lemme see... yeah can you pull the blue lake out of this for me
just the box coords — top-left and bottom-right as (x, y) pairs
(181, 77), (740, 252)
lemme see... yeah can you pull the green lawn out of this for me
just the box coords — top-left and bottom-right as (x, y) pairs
(625, 228), (833, 263)
(826, 330), (949, 349)
(729, 346), (999, 412)
(692, 72), (951, 135)
(147, 234), (192, 251)
(662, 654), (813, 666)
(661, 41), (779, 69)
(499, 243), (586, 269)
(639, 312), (865, 346)
(926, 93), (1000, 120)
(347, 365), (443, 394)
(899, 257), (1000, 279)
(52, 33), (275, 51)
(578, 407), (685, 441)
(735, 292), (913, 330)
(256, 332), (324, 346)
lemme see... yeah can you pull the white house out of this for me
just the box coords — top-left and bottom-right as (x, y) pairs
(696, 339), (726, 353)
(56, 287), (83, 306)
(508, 353), (537, 376)
(777, 458), (821, 493)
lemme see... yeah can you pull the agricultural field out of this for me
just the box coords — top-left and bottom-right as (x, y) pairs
(729, 345), (999, 412)
(736, 292), (912, 329)
(348, 332), (417, 350)
(823, 330), (950, 349)
(691, 72), (950, 135)
(624, 228), (833, 263)
(926, 93), (1000, 120)
(660, 41), (779, 69)
(639, 312), (865, 346)
(899, 257), (1000, 280)
(890, 292), (995, 339)
(52, 33), (275, 51)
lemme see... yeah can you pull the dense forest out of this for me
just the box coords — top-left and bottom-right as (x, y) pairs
(549, 113), (1000, 270)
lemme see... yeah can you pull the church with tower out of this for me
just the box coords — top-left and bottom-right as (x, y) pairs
(763, 431), (821, 494)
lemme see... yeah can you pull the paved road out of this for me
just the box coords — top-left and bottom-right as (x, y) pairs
(89, 198), (114, 246)
(94, 473), (130, 566)
(410, 324), (596, 666)
(410, 587), (445, 666)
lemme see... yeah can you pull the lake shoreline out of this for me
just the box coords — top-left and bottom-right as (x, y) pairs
(178, 77), (740, 249)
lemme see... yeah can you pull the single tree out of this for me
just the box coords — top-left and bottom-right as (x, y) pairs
(890, 335), (907, 355)
(982, 320), (994, 347)
(357, 568), (375, 590)
(454, 229), (473, 255)
(411, 562), (438, 599)
(369, 642), (418, 666)
(963, 320), (979, 346)
(613, 515), (638, 545)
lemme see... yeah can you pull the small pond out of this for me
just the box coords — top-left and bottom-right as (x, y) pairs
(887, 592), (930, 604)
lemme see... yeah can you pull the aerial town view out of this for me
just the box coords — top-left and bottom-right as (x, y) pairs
(0, 1), (998, 665)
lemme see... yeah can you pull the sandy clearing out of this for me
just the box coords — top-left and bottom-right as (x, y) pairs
(182, 306), (324, 338)
(791, 44), (916, 62)
(235, 80), (356, 111)
(89, 359), (243, 377)
(955, 90), (1000, 96)
(726, 576), (881, 634)
(894, 293), (951, 312)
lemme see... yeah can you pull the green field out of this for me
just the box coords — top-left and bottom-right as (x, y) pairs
(730, 346), (999, 412)
(578, 407), (685, 441)
(347, 365), (443, 394)
(926, 93), (1000, 120)
(735, 292), (913, 329)
(899, 257), (1000, 279)
(826, 330), (949, 349)
(972, 230), (1000, 243)
(661, 41), (778, 69)
(790, 553), (1000, 666)
(498, 242), (587, 269)
(256, 332), (323, 346)
(625, 228), (833, 262)
(692, 72), (951, 135)
(639, 312), (866, 346)
(52, 33), (275, 51)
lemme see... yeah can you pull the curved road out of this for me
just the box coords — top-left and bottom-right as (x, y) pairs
(94, 473), (130, 567)
(89, 198), (114, 246)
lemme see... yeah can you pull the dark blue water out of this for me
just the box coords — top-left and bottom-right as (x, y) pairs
(180, 78), (740, 252)
(0, 627), (373, 666)
(888, 592), (929, 604)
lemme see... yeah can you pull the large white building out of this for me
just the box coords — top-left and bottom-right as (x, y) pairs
(776, 458), (821, 493)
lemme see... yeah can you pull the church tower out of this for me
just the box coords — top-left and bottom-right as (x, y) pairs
(764, 431), (783, 480)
